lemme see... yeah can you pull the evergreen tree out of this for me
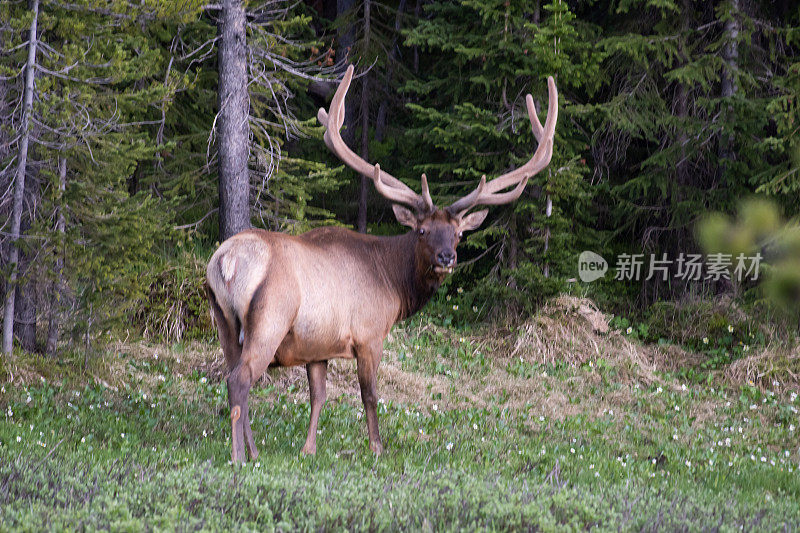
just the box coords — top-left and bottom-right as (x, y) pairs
(403, 0), (601, 311)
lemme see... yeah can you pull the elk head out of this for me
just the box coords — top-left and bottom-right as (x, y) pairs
(317, 65), (558, 280)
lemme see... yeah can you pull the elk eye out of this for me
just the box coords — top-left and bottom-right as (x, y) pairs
(458, 232), (463, 239)
(418, 228), (426, 235)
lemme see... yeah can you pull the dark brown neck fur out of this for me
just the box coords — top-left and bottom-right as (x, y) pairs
(381, 232), (443, 321)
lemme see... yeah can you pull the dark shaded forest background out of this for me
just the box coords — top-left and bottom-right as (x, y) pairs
(1, 0), (798, 355)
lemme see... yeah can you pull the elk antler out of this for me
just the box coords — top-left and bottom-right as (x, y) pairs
(446, 77), (559, 217)
(318, 65), (434, 214)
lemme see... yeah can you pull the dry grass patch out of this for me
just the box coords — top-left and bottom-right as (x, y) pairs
(724, 344), (800, 388)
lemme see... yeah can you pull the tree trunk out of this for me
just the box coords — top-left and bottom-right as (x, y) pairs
(375, 0), (407, 143)
(46, 156), (67, 355)
(217, 0), (251, 241)
(357, 0), (371, 233)
(336, 0), (359, 223)
(2, 0), (39, 354)
(14, 213), (36, 352)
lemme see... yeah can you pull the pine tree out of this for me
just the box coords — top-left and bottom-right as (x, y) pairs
(403, 0), (601, 311)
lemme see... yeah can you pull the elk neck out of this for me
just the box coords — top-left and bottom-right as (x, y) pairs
(376, 231), (444, 321)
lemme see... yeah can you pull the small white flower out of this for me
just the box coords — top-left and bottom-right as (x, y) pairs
(589, 464), (594, 469)
(656, 387), (663, 393)
(761, 456), (766, 462)
(727, 325), (734, 333)
(446, 442), (454, 451)
(685, 460), (691, 467)
(626, 327), (633, 335)
(432, 404), (438, 411)
(16, 436), (21, 442)
(570, 448), (575, 454)
(702, 337), (709, 345)
(472, 306), (478, 313)
(674, 405), (680, 411)
(81, 437), (85, 443)
(473, 423), (478, 430)
(121, 433), (126, 438)
(199, 377), (207, 384)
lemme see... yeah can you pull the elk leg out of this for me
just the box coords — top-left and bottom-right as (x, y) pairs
(227, 363), (250, 463)
(243, 408), (258, 460)
(301, 360), (328, 455)
(206, 285), (242, 371)
(208, 286), (255, 460)
(356, 343), (383, 455)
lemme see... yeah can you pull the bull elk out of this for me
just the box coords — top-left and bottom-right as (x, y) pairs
(205, 65), (558, 462)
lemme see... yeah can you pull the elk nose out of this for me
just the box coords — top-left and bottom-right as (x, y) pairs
(437, 250), (456, 267)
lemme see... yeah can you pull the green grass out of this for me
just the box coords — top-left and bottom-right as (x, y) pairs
(1, 322), (799, 530)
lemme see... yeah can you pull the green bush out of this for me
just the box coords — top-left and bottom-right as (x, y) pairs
(134, 252), (212, 342)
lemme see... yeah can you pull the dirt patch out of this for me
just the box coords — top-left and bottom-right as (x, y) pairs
(3, 295), (797, 412)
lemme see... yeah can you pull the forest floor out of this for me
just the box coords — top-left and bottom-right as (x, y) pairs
(1, 296), (799, 530)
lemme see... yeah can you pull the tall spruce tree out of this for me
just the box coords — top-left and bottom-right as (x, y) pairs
(403, 0), (600, 311)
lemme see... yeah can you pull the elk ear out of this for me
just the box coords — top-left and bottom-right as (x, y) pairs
(458, 209), (489, 232)
(392, 204), (418, 229)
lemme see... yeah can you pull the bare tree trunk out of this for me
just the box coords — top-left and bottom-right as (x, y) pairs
(217, 0), (251, 241)
(2, 0), (39, 354)
(375, 0), (407, 143)
(357, 0), (371, 233)
(336, 0), (359, 223)
(14, 213), (36, 352)
(46, 156), (67, 355)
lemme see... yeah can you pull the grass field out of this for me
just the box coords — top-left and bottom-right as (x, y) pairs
(1, 297), (799, 531)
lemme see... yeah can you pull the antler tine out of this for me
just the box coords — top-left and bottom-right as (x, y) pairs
(420, 174), (434, 212)
(319, 65), (431, 212)
(447, 76), (558, 217)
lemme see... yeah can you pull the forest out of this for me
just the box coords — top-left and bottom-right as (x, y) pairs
(1, 0), (799, 529)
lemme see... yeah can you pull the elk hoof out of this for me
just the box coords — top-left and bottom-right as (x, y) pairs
(369, 441), (383, 456)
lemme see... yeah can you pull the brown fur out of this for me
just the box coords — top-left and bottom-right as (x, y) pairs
(206, 211), (480, 461)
